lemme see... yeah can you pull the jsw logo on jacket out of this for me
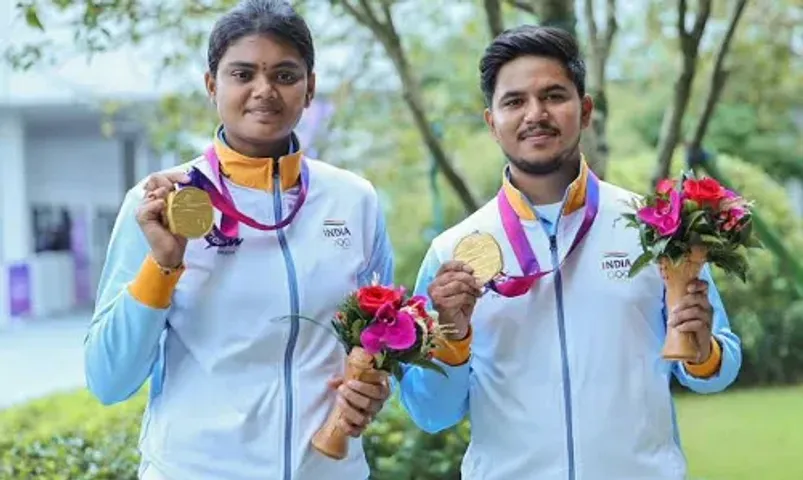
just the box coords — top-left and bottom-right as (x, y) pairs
(85, 131), (393, 480)
(398, 160), (741, 480)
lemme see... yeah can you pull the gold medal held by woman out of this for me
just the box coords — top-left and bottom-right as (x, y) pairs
(164, 186), (215, 239)
(453, 232), (504, 285)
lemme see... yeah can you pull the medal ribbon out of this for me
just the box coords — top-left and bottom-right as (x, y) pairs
(488, 170), (601, 297)
(183, 145), (309, 239)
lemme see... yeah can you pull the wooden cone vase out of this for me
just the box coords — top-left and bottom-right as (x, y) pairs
(659, 245), (707, 362)
(312, 347), (377, 460)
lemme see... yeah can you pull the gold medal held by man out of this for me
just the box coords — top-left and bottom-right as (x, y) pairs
(453, 232), (504, 285)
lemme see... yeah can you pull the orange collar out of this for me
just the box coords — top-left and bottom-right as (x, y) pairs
(501, 157), (590, 221)
(212, 129), (303, 191)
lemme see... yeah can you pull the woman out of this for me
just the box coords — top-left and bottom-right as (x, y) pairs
(85, 1), (393, 479)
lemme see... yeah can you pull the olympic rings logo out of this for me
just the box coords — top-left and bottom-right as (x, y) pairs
(334, 237), (352, 248)
(606, 269), (629, 280)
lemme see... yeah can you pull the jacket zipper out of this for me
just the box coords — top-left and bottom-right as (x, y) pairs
(550, 234), (576, 480)
(274, 160), (301, 480)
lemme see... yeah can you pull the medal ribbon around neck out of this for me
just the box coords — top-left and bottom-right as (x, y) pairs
(487, 170), (601, 297)
(181, 145), (309, 240)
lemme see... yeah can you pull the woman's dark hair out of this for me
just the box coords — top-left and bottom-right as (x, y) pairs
(207, 0), (315, 75)
(479, 25), (586, 107)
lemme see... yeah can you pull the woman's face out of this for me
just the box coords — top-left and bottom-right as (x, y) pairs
(205, 33), (315, 157)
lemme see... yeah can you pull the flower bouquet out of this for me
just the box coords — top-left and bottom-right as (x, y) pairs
(311, 276), (449, 460)
(620, 171), (762, 361)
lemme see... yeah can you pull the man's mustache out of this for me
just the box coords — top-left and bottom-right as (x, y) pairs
(518, 121), (560, 140)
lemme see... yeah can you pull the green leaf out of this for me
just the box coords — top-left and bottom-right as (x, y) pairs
(684, 209), (707, 230)
(650, 237), (671, 256)
(745, 235), (764, 249)
(737, 220), (763, 249)
(638, 226), (650, 250)
(24, 6), (44, 31)
(709, 246), (750, 283)
(618, 213), (637, 230)
(700, 234), (725, 246)
(628, 251), (654, 278)
(375, 352), (386, 370)
(694, 217), (712, 233)
(726, 254), (749, 283)
(351, 318), (366, 342)
(390, 363), (404, 383)
(683, 199), (701, 214)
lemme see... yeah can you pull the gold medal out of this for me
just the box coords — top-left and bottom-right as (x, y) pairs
(453, 232), (504, 285)
(165, 187), (214, 239)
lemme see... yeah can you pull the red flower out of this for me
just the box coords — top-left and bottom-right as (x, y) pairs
(683, 178), (725, 207)
(357, 285), (404, 316)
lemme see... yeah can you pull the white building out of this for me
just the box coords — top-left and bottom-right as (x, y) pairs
(0, 98), (175, 325)
(0, 0), (175, 326)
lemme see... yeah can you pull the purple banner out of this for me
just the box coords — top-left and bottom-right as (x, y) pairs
(70, 207), (92, 305)
(8, 263), (32, 318)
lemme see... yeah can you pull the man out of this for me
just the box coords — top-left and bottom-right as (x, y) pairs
(398, 25), (741, 480)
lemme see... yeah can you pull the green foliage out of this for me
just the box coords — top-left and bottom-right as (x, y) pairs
(631, 100), (803, 183)
(0, 389), (468, 480)
(0, 390), (146, 479)
(705, 102), (803, 182)
(364, 399), (468, 480)
(628, 99), (665, 150)
(620, 0), (803, 183)
(5, 384), (803, 480)
(0, 434), (140, 479)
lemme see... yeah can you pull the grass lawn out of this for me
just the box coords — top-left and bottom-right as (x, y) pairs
(1, 384), (800, 479)
(676, 384), (803, 480)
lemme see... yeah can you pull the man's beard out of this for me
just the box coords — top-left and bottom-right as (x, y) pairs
(504, 136), (582, 176)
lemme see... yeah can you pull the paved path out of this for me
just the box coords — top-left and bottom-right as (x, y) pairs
(0, 311), (90, 410)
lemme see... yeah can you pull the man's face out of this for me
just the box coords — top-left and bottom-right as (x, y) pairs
(205, 34), (315, 153)
(484, 55), (592, 175)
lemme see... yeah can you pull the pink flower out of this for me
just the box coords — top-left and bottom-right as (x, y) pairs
(656, 179), (676, 195)
(637, 189), (682, 237)
(723, 218), (739, 231)
(720, 189), (746, 221)
(405, 295), (429, 319)
(360, 302), (417, 354)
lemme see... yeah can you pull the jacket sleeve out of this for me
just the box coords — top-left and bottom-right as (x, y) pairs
(85, 187), (182, 405)
(396, 246), (471, 434)
(672, 265), (742, 393)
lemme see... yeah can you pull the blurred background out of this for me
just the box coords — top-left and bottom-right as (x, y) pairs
(0, 0), (801, 478)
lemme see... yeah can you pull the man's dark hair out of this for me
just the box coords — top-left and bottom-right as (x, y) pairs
(207, 0), (315, 76)
(479, 25), (586, 107)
